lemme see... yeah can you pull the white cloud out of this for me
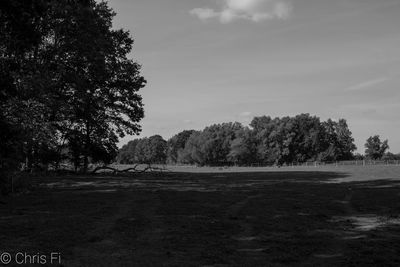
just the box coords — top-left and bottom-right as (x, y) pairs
(239, 111), (252, 117)
(345, 77), (388, 91)
(190, 0), (292, 23)
(273, 1), (292, 19)
(238, 111), (253, 124)
(189, 8), (218, 21)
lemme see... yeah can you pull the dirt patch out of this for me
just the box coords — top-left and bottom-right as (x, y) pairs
(332, 215), (400, 231)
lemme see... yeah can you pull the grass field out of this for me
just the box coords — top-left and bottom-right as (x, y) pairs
(1, 166), (400, 266)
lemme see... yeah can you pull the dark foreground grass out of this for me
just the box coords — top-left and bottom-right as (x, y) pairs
(1, 171), (400, 266)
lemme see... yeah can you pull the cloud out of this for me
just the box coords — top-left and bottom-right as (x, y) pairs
(345, 77), (388, 91)
(189, 8), (219, 21)
(239, 111), (252, 117)
(190, 0), (292, 23)
(238, 111), (253, 123)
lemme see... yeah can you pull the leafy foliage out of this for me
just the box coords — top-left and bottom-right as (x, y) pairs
(167, 130), (196, 164)
(365, 135), (389, 160)
(0, 0), (145, 176)
(117, 135), (167, 165)
(118, 114), (359, 166)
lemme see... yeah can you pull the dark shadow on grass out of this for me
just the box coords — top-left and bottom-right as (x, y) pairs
(30, 171), (351, 193)
(2, 171), (400, 266)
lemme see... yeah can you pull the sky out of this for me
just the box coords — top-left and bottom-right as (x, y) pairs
(108, 0), (400, 153)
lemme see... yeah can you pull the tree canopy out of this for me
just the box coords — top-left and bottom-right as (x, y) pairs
(117, 114), (359, 167)
(0, 0), (145, 174)
(365, 135), (389, 160)
(118, 135), (167, 165)
(167, 130), (196, 164)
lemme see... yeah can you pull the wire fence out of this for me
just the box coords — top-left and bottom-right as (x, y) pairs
(247, 160), (400, 168)
(112, 160), (400, 171)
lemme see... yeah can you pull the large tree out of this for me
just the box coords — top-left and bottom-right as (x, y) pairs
(49, 0), (145, 171)
(250, 115), (323, 165)
(320, 119), (357, 161)
(122, 136), (167, 164)
(167, 130), (196, 164)
(178, 123), (243, 166)
(365, 135), (389, 160)
(117, 139), (140, 164)
(1, 0), (146, 173)
(179, 131), (206, 165)
(250, 115), (356, 165)
(0, 0), (54, 172)
(118, 115), (359, 167)
(228, 127), (257, 165)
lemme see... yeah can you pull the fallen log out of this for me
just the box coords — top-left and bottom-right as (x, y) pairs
(91, 164), (168, 174)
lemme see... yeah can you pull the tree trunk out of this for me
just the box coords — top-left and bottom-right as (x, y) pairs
(82, 121), (91, 173)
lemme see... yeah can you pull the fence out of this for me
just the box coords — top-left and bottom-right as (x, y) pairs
(112, 160), (400, 170)
(247, 160), (400, 168)
(303, 160), (399, 167)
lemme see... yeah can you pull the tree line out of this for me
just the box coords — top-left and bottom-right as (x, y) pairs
(118, 114), (395, 166)
(0, 0), (145, 181)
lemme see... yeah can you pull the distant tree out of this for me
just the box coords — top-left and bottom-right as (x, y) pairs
(115, 115), (359, 167)
(250, 116), (277, 164)
(202, 123), (244, 165)
(365, 135), (389, 160)
(249, 115), (357, 165)
(382, 152), (400, 161)
(178, 131), (204, 165)
(290, 114), (325, 162)
(335, 119), (357, 159)
(146, 135), (167, 164)
(118, 135), (167, 165)
(117, 139), (140, 164)
(353, 153), (365, 161)
(228, 127), (257, 165)
(320, 119), (357, 161)
(134, 138), (149, 163)
(167, 130), (195, 164)
(250, 114), (326, 165)
(178, 123), (243, 166)
(264, 116), (294, 165)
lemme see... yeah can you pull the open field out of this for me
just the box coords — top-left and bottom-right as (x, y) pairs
(119, 164), (400, 181)
(1, 166), (400, 266)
